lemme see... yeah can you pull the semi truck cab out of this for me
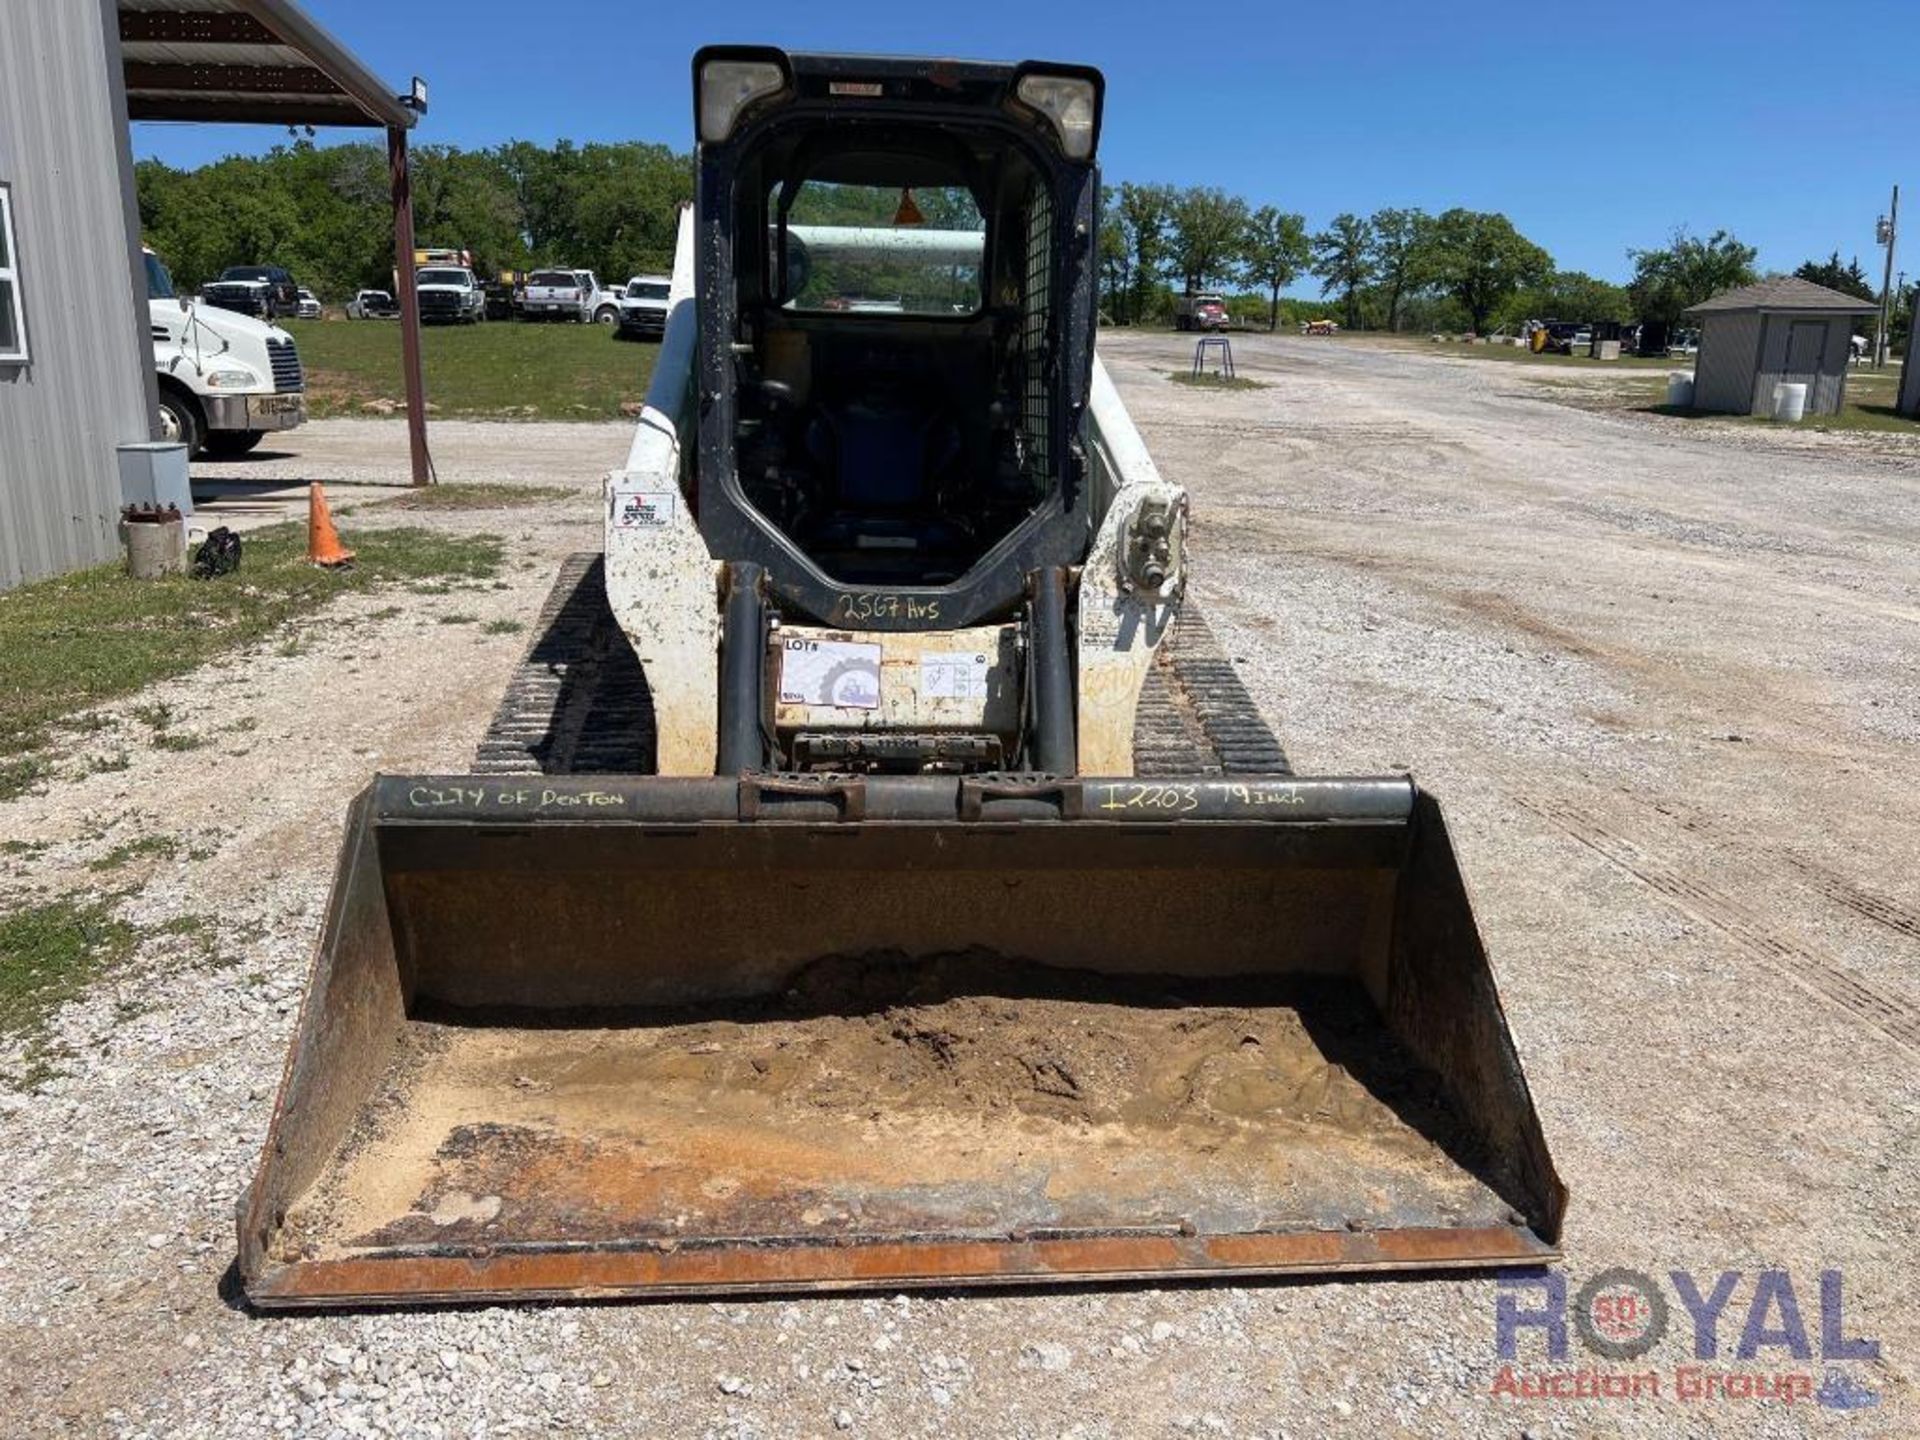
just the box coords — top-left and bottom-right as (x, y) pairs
(146, 248), (307, 458)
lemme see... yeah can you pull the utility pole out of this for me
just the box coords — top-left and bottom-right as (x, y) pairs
(1900, 271), (1910, 363)
(1874, 184), (1898, 369)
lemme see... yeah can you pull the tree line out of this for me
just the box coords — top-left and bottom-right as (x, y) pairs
(136, 138), (692, 300)
(136, 138), (1906, 345)
(1102, 185), (1912, 344)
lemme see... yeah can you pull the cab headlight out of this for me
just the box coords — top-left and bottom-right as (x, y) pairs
(698, 55), (786, 143)
(204, 367), (259, 389)
(1014, 72), (1100, 160)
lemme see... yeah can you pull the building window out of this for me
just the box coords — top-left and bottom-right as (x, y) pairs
(0, 183), (25, 363)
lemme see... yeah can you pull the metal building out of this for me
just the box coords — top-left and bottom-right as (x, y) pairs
(0, 0), (423, 591)
(1685, 277), (1877, 417)
(0, 0), (153, 590)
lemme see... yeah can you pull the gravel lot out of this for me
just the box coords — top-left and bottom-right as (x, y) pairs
(1, 337), (1914, 1437)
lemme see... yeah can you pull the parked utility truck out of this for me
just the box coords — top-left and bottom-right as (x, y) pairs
(414, 264), (488, 324)
(239, 48), (1563, 1309)
(146, 248), (306, 457)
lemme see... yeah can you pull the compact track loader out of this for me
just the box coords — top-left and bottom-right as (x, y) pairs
(239, 49), (1564, 1308)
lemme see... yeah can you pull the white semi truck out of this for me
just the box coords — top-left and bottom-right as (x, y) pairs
(146, 248), (306, 457)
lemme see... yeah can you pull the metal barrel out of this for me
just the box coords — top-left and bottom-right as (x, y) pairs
(238, 773), (1565, 1308)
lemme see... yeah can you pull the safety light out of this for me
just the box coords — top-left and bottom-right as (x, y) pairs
(699, 57), (786, 143)
(1014, 73), (1097, 160)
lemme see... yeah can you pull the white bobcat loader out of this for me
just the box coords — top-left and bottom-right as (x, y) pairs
(238, 48), (1563, 1308)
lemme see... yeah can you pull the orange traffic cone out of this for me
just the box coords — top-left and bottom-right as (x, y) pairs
(308, 482), (356, 568)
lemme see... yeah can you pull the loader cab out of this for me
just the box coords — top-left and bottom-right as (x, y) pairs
(692, 48), (1105, 630)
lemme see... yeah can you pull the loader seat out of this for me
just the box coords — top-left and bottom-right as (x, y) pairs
(802, 384), (968, 557)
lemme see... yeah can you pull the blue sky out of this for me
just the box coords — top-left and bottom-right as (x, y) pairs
(133, 0), (1920, 287)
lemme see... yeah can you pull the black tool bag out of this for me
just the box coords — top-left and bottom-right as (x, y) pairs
(191, 527), (243, 579)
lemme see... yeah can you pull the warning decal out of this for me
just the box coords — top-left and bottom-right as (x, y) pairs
(613, 490), (675, 528)
(921, 652), (990, 701)
(779, 637), (883, 710)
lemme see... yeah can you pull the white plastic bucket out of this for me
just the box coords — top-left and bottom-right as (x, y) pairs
(1771, 382), (1808, 422)
(1666, 373), (1695, 408)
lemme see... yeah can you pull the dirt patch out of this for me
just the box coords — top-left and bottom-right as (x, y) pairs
(277, 953), (1496, 1265)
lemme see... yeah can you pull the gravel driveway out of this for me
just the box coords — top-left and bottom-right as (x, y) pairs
(0, 340), (1913, 1437)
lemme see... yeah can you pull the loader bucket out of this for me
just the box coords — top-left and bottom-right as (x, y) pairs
(239, 774), (1565, 1308)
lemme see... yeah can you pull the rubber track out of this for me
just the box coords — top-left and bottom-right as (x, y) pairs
(474, 554), (655, 775)
(1134, 605), (1293, 777)
(478, 554), (1289, 778)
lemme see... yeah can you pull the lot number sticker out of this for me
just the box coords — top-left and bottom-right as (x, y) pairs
(780, 638), (883, 710)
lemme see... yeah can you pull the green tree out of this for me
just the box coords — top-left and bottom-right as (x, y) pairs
(1792, 250), (1875, 301)
(1239, 206), (1310, 330)
(1168, 186), (1251, 296)
(1097, 189), (1130, 320)
(1310, 213), (1375, 330)
(1427, 208), (1552, 334)
(411, 144), (527, 277)
(139, 142), (402, 298)
(1627, 227), (1758, 327)
(1110, 181), (1174, 324)
(1366, 207), (1434, 332)
(1496, 270), (1633, 331)
(566, 142), (693, 281)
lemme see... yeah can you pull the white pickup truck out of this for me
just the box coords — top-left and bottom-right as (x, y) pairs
(147, 248), (306, 457)
(415, 265), (487, 324)
(614, 275), (672, 340)
(522, 267), (611, 323)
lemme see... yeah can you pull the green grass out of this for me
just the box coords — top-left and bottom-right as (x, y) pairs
(1168, 370), (1270, 390)
(88, 835), (179, 872)
(282, 319), (656, 421)
(0, 523), (504, 788)
(0, 757), (49, 803)
(1426, 336), (1918, 436)
(1739, 404), (1915, 434)
(0, 898), (137, 1077)
(1631, 366), (1917, 435)
(361, 482), (575, 512)
(481, 618), (526, 636)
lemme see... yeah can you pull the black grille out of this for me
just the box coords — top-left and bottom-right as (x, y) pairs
(1020, 182), (1052, 484)
(267, 338), (303, 393)
(419, 290), (463, 317)
(204, 286), (266, 316)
